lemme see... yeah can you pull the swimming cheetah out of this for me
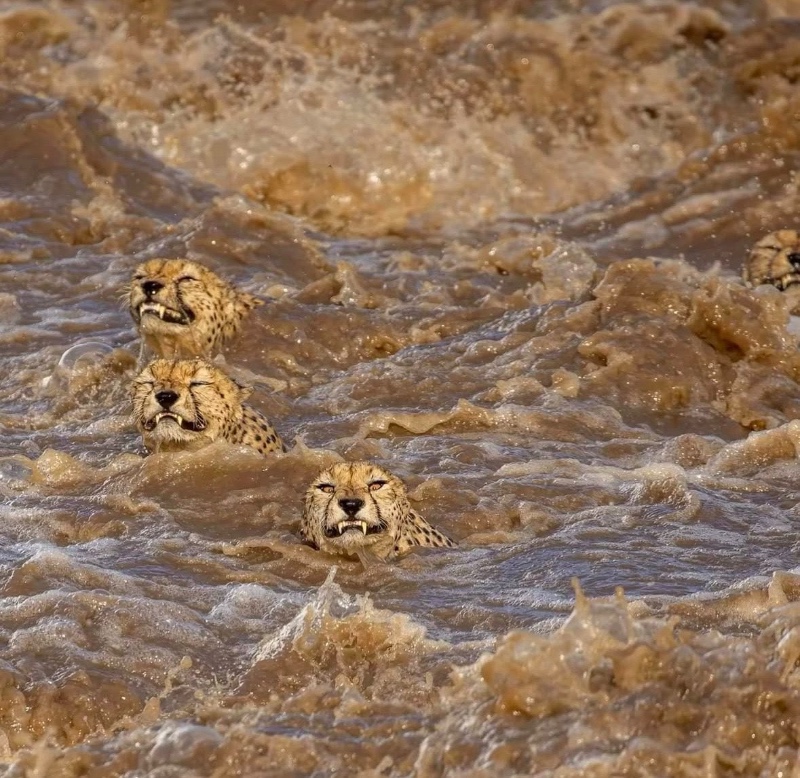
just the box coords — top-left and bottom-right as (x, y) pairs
(132, 358), (284, 455)
(128, 259), (262, 358)
(744, 230), (800, 312)
(301, 461), (455, 561)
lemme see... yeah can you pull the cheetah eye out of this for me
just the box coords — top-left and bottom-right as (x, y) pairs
(177, 276), (199, 283)
(368, 480), (387, 491)
(189, 381), (211, 387)
(317, 483), (335, 494)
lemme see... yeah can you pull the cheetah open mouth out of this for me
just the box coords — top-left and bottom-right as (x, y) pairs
(324, 520), (383, 538)
(774, 273), (800, 291)
(137, 301), (195, 325)
(142, 412), (205, 432)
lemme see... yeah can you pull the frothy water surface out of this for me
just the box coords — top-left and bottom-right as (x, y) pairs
(2, 0), (800, 775)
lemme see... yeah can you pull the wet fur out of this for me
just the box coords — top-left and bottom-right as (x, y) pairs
(128, 259), (262, 358)
(132, 358), (284, 455)
(301, 461), (455, 561)
(744, 230), (800, 312)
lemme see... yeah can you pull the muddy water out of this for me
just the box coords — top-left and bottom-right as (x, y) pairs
(2, 0), (800, 774)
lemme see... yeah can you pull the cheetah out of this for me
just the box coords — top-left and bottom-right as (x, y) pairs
(132, 358), (284, 455)
(301, 461), (456, 562)
(744, 230), (800, 313)
(128, 259), (262, 359)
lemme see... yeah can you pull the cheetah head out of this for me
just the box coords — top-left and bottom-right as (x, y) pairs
(744, 230), (800, 312)
(132, 358), (251, 452)
(128, 259), (262, 358)
(302, 461), (409, 556)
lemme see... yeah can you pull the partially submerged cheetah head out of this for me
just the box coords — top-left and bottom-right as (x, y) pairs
(132, 358), (251, 453)
(744, 230), (800, 312)
(301, 461), (455, 562)
(128, 259), (262, 358)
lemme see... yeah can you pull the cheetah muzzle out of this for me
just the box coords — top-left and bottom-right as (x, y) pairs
(301, 461), (456, 562)
(137, 300), (195, 327)
(132, 358), (284, 456)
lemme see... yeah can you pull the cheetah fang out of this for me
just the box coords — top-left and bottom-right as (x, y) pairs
(325, 520), (375, 538)
(142, 411), (205, 432)
(137, 301), (193, 325)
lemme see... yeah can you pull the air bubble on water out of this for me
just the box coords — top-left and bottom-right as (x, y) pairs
(41, 340), (114, 390)
(0, 457), (33, 484)
(56, 341), (114, 371)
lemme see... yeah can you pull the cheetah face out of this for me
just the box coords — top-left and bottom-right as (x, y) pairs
(744, 230), (800, 311)
(132, 358), (250, 452)
(128, 259), (261, 357)
(303, 462), (408, 552)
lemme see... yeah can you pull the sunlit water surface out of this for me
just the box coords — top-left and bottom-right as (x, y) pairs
(2, 0), (800, 775)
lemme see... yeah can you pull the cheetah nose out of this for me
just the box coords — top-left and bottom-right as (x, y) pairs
(141, 280), (164, 296)
(338, 498), (364, 517)
(155, 389), (179, 408)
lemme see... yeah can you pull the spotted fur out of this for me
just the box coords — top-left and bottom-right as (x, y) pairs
(128, 259), (262, 358)
(301, 461), (455, 561)
(131, 359), (284, 455)
(744, 230), (800, 312)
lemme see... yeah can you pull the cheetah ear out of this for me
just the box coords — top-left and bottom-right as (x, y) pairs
(233, 378), (253, 400)
(237, 291), (264, 310)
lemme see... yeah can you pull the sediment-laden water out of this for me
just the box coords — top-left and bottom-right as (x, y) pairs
(2, 1), (800, 775)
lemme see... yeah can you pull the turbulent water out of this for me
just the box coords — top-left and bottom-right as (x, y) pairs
(3, 0), (800, 775)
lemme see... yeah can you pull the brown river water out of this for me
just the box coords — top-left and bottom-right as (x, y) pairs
(2, 0), (800, 775)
